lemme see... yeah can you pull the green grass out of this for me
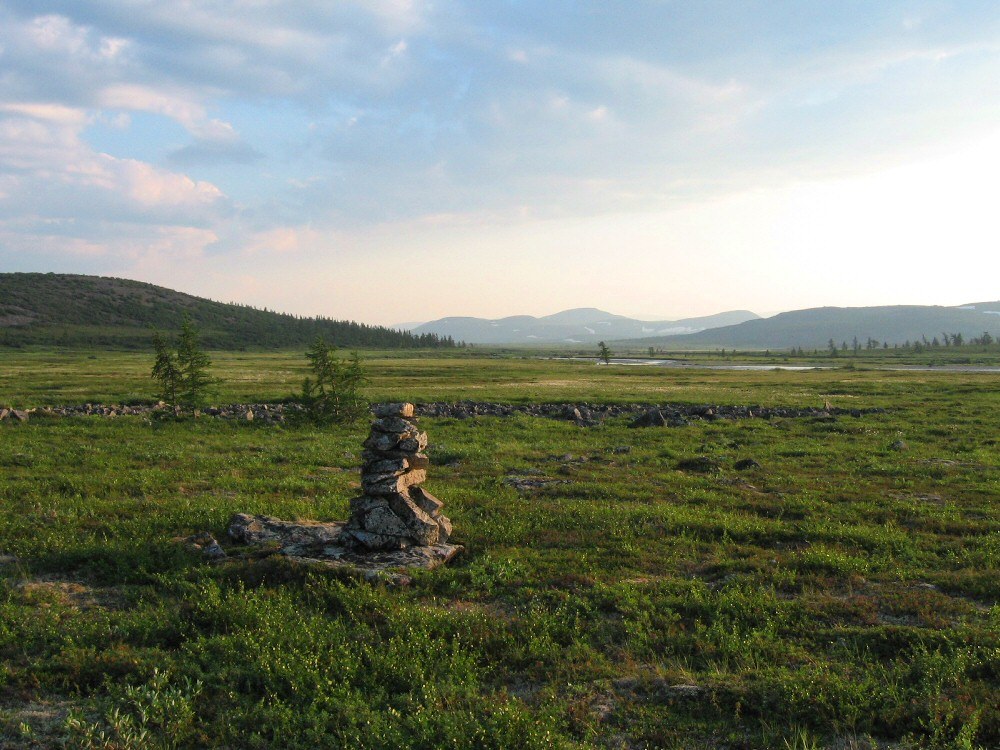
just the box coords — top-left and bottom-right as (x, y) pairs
(3, 346), (999, 408)
(0, 350), (997, 748)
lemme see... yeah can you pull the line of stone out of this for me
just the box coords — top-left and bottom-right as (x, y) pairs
(0, 401), (886, 425)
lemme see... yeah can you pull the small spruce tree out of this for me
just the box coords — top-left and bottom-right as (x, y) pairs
(151, 330), (182, 406)
(598, 341), (612, 365)
(150, 315), (215, 414)
(176, 316), (214, 407)
(299, 337), (368, 424)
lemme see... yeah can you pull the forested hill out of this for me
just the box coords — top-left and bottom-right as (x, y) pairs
(0, 273), (456, 350)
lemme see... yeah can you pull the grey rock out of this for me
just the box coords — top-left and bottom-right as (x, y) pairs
(371, 416), (419, 435)
(504, 475), (568, 491)
(676, 456), (721, 473)
(358, 504), (413, 538)
(436, 514), (453, 543)
(363, 454), (429, 475)
(397, 432), (428, 452)
(372, 402), (415, 418)
(662, 684), (706, 700)
(339, 528), (410, 551)
(385, 493), (439, 545)
(362, 469), (427, 495)
(363, 431), (407, 452)
(294, 539), (462, 573)
(228, 513), (343, 546)
(629, 409), (667, 428)
(363, 429), (427, 453)
(349, 495), (388, 515)
(410, 486), (443, 515)
(177, 532), (227, 560)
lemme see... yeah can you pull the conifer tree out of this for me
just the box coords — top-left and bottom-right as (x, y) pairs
(300, 337), (368, 424)
(150, 315), (215, 414)
(598, 341), (612, 364)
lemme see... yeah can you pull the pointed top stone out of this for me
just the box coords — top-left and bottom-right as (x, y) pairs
(373, 402), (415, 418)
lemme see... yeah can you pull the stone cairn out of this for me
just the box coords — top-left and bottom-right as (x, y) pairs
(339, 402), (452, 551)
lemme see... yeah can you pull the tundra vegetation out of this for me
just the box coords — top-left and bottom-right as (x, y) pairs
(0, 348), (997, 749)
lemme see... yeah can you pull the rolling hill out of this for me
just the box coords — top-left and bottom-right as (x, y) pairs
(411, 307), (759, 344)
(631, 303), (1000, 350)
(0, 273), (456, 350)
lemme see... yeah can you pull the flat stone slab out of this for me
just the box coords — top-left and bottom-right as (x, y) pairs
(229, 513), (344, 546)
(227, 513), (462, 579)
(287, 543), (462, 572)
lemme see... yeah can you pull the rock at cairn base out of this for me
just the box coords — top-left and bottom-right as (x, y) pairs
(339, 403), (453, 551)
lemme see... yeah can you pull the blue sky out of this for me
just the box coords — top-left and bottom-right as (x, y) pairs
(1, 1), (998, 323)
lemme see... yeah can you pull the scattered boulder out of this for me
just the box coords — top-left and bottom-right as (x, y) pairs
(613, 677), (708, 703)
(676, 456), (722, 473)
(629, 408), (688, 428)
(734, 458), (761, 471)
(504, 475), (568, 492)
(176, 532), (227, 560)
(889, 439), (908, 451)
(661, 684), (707, 700)
(630, 409), (668, 428)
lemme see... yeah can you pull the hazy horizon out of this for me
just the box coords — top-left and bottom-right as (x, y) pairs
(2, 2), (998, 325)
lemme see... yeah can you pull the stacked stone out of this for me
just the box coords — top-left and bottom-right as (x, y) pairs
(339, 403), (452, 551)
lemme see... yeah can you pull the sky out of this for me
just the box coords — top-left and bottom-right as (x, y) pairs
(1, 1), (998, 325)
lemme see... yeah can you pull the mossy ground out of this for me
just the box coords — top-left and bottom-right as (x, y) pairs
(0, 350), (997, 748)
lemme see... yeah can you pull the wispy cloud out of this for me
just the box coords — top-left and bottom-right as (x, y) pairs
(1, 1), (998, 319)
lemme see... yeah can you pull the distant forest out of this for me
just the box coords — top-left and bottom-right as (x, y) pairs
(0, 273), (458, 350)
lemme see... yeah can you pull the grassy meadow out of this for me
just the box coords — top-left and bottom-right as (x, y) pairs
(0, 349), (997, 748)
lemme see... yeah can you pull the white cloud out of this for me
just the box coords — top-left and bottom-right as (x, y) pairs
(98, 84), (210, 134)
(0, 103), (224, 210)
(586, 105), (609, 122)
(381, 38), (408, 67)
(0, 94), (229, 275)
(116, 158), (223, 207)
(0, 102), (90, 126)
(27, 14), (127, 60)
(241, 226), (321, 255)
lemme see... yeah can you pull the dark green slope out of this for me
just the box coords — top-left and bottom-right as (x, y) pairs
(631, 304), (1000, 349)
(0, 273), (454, 350)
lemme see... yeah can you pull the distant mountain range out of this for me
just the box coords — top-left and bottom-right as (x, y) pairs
(0, 273), (456, 350)
(5, 273), (998, 353)
(631, 303), (1000, 350)
(409, 308), (760, 344)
